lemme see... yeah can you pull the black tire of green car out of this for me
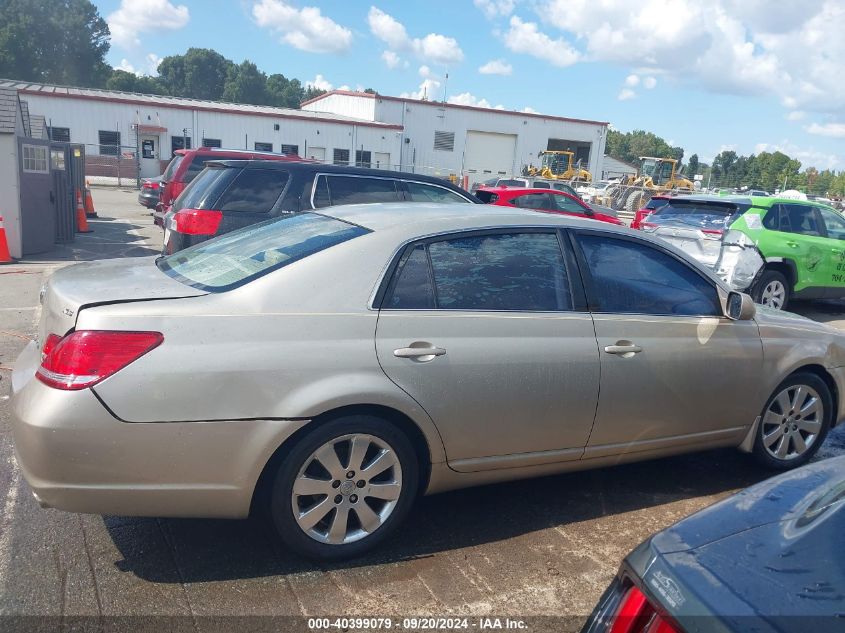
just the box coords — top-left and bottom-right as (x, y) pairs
(751, 268), (791, 310)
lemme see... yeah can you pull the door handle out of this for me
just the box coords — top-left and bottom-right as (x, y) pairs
(786, 241), (799, 248)
(394, 344), (446, 360)
(604, 342), (642, 358)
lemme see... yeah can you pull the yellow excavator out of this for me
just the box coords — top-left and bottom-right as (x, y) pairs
(608, 157), (694, 212)
(526, 150), (592, 183)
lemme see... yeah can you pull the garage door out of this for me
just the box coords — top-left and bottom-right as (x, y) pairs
(463, 131), (517, 186)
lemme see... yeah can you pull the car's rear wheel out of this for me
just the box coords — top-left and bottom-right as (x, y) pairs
(752, 269), (790, 310)
(269, 415), (418, 560)
(753, 373), (831, 469)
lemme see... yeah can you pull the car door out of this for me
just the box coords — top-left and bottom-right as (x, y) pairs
(571, 230), (764, 457)
(375, 229), (600, 472)
(816, 207), (845, 297)
(764, 203), (830, 294)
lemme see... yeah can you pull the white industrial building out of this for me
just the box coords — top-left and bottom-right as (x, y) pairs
(0, 80), (608, 186)
(302, 90), (608, 185)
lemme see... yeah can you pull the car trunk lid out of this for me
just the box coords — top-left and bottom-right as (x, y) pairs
(38, 256), (206, 347)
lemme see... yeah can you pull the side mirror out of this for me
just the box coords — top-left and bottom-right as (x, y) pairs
(726, 291), (756, 320)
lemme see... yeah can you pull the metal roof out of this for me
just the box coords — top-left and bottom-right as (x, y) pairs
(301, 89), (610, 127)
(0, 79), (403, 130)
(0, 87), (18, 134)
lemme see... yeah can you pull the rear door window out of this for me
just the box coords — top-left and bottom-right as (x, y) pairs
(782, 204), (824, 236)
(511, 193), (554, 210)
(216, 169), (289, 213)
(552, 193), (588, 215)
(162, 155), (183, 181)
(383, 245), (436, 309)
(314, 175), (400, 207)
(405, 182), (470, 203)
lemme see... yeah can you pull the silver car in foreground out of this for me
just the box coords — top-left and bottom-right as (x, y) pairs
(11, 203), (845, 559)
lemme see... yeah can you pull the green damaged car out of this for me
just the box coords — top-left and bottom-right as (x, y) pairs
(639, 194), (845, 310)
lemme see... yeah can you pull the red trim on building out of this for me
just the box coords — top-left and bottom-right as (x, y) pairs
(18, 88), (404, 131)
(301, 90), (610, 127)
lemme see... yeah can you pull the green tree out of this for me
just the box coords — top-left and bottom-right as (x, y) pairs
(157, 48), (232, 100)
(606, 129), (683, 165)
(686, 154), (700, 178)
(0, 0), (110, 86)
(222, 60), (268, 105)
(266, 73), (304, 108)
(106, 69), (163, 94)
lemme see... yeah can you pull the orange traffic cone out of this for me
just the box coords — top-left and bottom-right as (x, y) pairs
(84, 183), (98, 218)
(0, 215), (13, 264)
(76, 190), (93, 233)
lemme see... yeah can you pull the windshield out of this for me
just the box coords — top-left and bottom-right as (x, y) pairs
(157, 212), (370, 291)
(647, 202), (741, 231)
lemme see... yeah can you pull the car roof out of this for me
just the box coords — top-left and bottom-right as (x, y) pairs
(319, 202), (607, 233)
(207, 159), (477, 193)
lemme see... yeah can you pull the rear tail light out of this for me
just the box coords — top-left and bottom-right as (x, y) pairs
(173, 208), (223, 235)
(701, 229), (724, 240)
(36, 331), (163, 391)
(143, 181), (161, 190)
(40, 333), (62, 360)
(609, 586), (681, 633)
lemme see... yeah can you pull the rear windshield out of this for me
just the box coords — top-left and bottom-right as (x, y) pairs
(172, 167), (236, 212)
(162, 155), (183, 181)
(157, 212), (370, 292)
(498, 179), (526, 187)
(475, 191), (498, 203)
(645, 197), (670, 210)
(648, 202), (741, 231)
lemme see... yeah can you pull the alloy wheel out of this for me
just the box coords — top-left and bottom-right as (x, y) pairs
(761, 385), (823, 461)
(291, 433), (403, 545)
(761, 280), (786, 309)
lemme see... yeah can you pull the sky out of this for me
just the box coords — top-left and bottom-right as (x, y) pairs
(94, 0), (845, 170)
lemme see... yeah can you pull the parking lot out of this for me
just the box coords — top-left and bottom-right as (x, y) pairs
(2, 188), (845, 629)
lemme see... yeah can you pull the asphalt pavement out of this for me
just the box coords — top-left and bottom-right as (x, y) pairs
(0, 189), (843, 631)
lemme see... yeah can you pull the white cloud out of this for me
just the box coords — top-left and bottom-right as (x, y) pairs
(447, 92), (504, 109)
(786, 111), (805, 121)
(522, 106), (540, 113)
(401, 78), (442, 101)
(503, 16), (580, 67)
(368, 7), (464, 66)
(754, 139), (840, 169)
(643, 76), (657, 89)
(306, 74), (334, 91)
(474, 0), (516, 19)
(381, 50), (402, 69)
(806, 122), (845, 138)
(617, 88), (636, 101)
(538, 0), (845, 116)
(479, 59), (513, 75)
(624, 74), (640, 87)
(117, 59), (138, 75)
(146, 53), (162, 76)
(253, 0), (352, 54)
(419, 65), (432, 78)
(108, 0), (189, 48)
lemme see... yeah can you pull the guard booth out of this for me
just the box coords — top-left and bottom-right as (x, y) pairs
(16, 138), (85, 255)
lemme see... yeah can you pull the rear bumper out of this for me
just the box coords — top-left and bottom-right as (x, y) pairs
(10, 341), (307, 518)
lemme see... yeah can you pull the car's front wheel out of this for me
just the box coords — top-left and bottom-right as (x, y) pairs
(752, 269), (790, 310)
(753, 373), (831, 469)
(269, 415), (418, 560)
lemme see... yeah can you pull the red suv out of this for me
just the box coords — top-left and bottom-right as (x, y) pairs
(476, 186), (624, 225)
(156, 147), (303, 225)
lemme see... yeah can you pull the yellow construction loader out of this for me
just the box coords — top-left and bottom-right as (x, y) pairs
(526, 150), (592, 183)
(607, 157), (694, 212)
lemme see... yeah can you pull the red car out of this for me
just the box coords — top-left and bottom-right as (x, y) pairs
(476, 186), (624, 225)
(155, 147), (303, 225)
(630, 194), (671, 229)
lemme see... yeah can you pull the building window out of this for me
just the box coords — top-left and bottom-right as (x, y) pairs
(50, 149), (66, 170)
(98, 130), (121, 156)
(202, 138), (222, 148)
(281, 143), (299, 155)
(355, 150), (372, 168)
(22, 144), (49, 173)
(48, 126), (70, 143)
(333, 148), (350, 165)
(254, 142), (273, 152)
(171, 135), (192, 154)
(434, 131), (455, 152)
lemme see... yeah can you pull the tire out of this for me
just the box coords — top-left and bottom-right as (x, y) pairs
(269, 415), (419, 560)
(625, 190), (646, 213)
(752, 372), (831, 470)
(751, 269), (791, 310)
